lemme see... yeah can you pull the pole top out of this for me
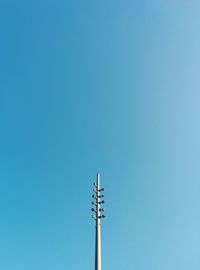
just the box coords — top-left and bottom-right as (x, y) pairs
(91, 173), (105, 221)
(96, 172), (100, 187)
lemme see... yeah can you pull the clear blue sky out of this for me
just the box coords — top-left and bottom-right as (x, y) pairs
(0, 0), (200, 269)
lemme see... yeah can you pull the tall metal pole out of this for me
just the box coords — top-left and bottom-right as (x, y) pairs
(91, 173), (105, 270)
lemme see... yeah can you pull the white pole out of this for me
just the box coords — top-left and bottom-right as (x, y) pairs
(95, 173), (101, 270)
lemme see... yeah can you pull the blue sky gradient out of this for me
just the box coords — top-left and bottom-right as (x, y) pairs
(0, 0), (200, 269)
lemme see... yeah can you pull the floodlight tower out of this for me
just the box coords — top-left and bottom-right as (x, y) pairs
(91, 173), (105, 270)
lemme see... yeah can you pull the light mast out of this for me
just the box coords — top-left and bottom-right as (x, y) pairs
(91, 173), (105, 270)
